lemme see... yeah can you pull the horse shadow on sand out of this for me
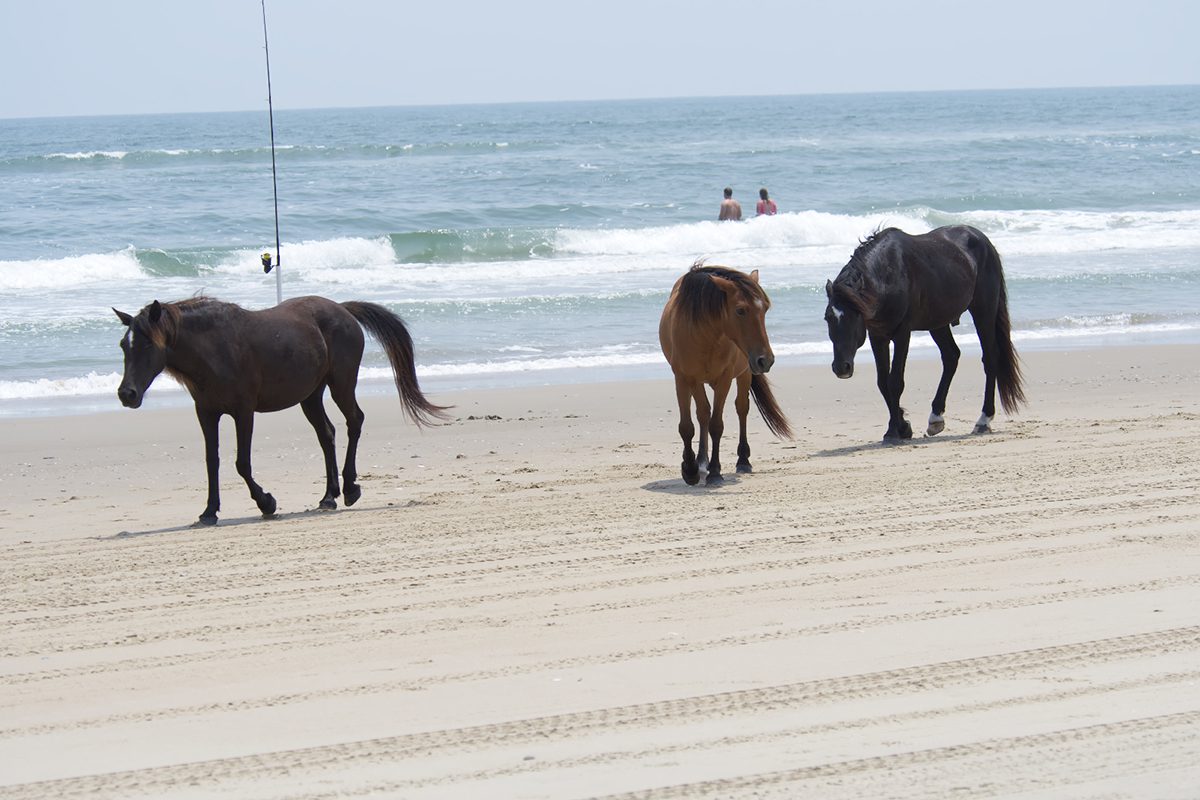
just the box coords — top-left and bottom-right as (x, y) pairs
(641, 474), (746, 494)
(95, 504), (392, 540)
(813, 429), (982, 459)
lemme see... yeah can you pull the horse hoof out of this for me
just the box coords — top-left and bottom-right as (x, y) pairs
(196, 514), (218, 527)
(259, 493), (277, 517)
(705, 472), (725, 486)
(682, 461), (700, 485)
(900, 421), (914, 439)
(344, 484), (362, 506)
(926, 417), (945, 437)
(973, 423), (992, 435)
(318, 498), (338, 511)
(736, 462), (752, 474)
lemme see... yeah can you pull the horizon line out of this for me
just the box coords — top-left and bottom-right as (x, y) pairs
(3, 82), (1198, 123)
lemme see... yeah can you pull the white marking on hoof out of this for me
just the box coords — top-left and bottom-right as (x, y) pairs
(926, 413), (945, 437)
(973, 413), (993, 434)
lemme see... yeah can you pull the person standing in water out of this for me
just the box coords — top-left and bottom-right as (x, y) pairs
(719, 187), (742, 221)
(756, 187), (777, 216)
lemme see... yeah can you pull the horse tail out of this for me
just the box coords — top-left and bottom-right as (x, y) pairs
(342, 301), (452, 426)
(977, 237), (1027, 413)
(750, 374), (794, 439)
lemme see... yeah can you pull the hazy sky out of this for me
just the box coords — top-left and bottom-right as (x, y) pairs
(2, 0), (1197, 119)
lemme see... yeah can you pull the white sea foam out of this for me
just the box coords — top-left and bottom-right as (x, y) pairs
(43, 150), (128, 160)
(0, 371), (183, 400)
(554, 207), (1200, 269)
(0, 247), (145, 291)
(8, 207), (1198, 297)
(211, 237), (399, 277)
(955, 208), (1200, 260)
(406, 349), (666, 378)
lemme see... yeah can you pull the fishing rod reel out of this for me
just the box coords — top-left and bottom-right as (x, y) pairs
(261, 251), (275, 274)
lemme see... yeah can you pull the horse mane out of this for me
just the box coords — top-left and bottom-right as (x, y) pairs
(831, 228), (894, 317)
(676, 260), (769, 322)
(137, 295), (226, 346)
(136, 295), (232, 395)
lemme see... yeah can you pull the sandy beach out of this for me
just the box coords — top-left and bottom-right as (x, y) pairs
(2, 343), (1199, 798)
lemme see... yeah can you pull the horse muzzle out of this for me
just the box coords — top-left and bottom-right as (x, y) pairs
(749, 352), (775, 375)
(118, 386), (142, 409)
(832, 361), (854, 379)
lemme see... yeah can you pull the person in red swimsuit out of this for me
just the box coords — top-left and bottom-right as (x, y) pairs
(756, 188), (777, 216)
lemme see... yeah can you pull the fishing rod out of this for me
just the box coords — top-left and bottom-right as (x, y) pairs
(260, 0), (283, 305)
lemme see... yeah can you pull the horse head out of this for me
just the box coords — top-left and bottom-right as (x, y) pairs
(825, 278), (867, 379)
(713, 268), (775, 375)
(113, 300), (169, 409)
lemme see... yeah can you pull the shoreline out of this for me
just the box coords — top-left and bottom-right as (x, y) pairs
(2, 343), (1199, 796)
(5, 329), (1200, 420)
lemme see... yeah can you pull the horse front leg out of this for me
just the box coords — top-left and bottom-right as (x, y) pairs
(734, 371), (752, 473)
(871, 332), (912, 441)
(674, 376), (701, 486)
(196, 407), (221, 526)
(705, 378), (731, 486)
(888, 331), (914, 440)
(301, 391), (341, 509)
(926, 325), (960, 436)
(233, 411), (276, 518)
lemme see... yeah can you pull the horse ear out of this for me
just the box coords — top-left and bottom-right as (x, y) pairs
(825, 279), (833, 299)
(709, 275), (738, 298)
(748, 269), (760, 284)
(113, 308), (133, 327)
(149, 300), (162, 323)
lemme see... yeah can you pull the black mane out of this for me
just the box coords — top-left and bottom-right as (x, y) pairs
(676, 261), (768, 322)
(143, 295), (229, 331)
(849, 226), (896, 268)
(831, 228), (897, 316)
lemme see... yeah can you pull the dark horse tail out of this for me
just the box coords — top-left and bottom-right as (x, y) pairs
(342, 301), (452, 426)
(973, 234), (1027, 413)
(750, 374), (793, 439)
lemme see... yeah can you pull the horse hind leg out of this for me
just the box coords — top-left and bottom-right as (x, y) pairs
(694, 385), (713, 478)
(972, 308), (1001, 434)
(301, 390), (341, 509)
(329, 381), (365, 506)
(926, 326), (960, 436)
(704, 379), (731, 486)
(674, 377), (701, 485)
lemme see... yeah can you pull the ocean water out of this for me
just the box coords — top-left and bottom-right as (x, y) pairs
(2, 86), (1198, 416)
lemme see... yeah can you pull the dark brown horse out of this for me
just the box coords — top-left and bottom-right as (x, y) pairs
(659, 263), (792, 486)
(114, 295), (449, 525)
(824, 225), (1025, 441)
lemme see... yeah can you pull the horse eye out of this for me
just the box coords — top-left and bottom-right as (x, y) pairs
(735, 306), (747, 317)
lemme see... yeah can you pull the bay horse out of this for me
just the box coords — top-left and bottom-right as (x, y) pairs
(824, 225), (1025, 441)
(659, 263), (792, 486)
(114, 295), (449, 525)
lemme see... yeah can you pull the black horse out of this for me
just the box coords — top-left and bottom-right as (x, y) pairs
(114, 295), (449, 525)
(824, 225), (1025, 441)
